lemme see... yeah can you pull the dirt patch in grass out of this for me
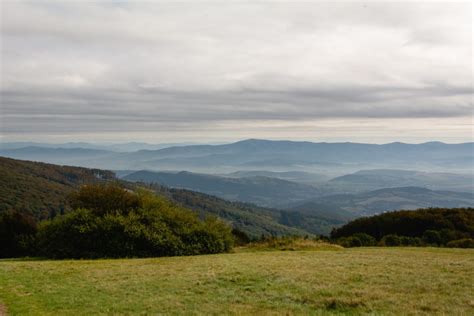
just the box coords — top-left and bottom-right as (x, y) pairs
(324, 298), (366, 311)
(0, 304), (7, 316)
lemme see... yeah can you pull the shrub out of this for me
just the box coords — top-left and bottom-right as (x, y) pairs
(352, 233), (377, 246)
(337, 236), (362, 247)
(69, 184), (141, 215)
(422, 230), (442, 246)
(231, 228), (251, 245)
(0, 211), (37, 258)
(36, 186), (233, 258)
(439, 229), (464, 245)
(446, 238), (474, 248)
(399, 236), (422, 246)
(379, 234), (400, 247)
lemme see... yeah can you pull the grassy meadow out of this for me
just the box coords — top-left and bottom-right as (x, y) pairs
(0, 247), (473, 315)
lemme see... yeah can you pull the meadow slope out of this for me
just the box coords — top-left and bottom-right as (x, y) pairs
(0, 248), (473, 315)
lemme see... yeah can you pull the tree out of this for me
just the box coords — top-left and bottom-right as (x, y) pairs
(0, 210), (37, 258)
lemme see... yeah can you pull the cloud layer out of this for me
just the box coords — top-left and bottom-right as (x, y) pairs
(1, 1), (472, 143)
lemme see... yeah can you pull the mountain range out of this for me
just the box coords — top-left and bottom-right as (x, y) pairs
(1, 156), (473, 236)
(1, 139), (472, 174)
(292, 187), (473, 217)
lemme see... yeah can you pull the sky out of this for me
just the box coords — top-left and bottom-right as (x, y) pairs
(1, 0), (472, 144)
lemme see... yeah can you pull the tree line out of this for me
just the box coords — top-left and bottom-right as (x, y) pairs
(331, 208), (474, 248)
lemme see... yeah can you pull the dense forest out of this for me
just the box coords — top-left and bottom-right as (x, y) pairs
(331, 208), (474, 247)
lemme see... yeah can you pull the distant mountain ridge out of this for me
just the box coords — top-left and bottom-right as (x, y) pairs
(293, 186), (474, 217)
(328, 169), (474, 193)
(123, 170), (322, 208)
(1, 139), (472, 173)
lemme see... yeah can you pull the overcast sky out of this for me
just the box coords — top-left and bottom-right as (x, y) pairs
(1, 1), (472, 144)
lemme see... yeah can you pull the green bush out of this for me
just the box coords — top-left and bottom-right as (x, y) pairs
(379, 234), (400, 247)
(36, 185), (233, 259)
(352, 233), (377, 246)
(446, 238), (474, 248)
(69, 184), (141, 215)
(399, 236), (422, 246)
(0, 211), (37, 258)
(337, 236), (362, 247)
(422, 230), (442, 246)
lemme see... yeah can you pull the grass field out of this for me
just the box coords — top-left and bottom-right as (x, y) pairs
(0, 247), (473, 315)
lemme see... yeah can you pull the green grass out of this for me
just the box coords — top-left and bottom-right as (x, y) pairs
(1, 248), (473, 315)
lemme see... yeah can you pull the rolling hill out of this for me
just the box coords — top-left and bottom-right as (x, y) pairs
(222, 170), (330, 186)
(328, 169), (474, 193)
(123, 170), (323, 208)
(1, 157), (345, 237)
(297, 186), (474, 216)
(0, 156), (115, 219)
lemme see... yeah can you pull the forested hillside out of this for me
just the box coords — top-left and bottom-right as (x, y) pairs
(299, 187), (473, 216)
(0, 157), (114, 219)
(123, 170), (322, 207)
(1, 157), (342, 238)
(331, 208), (474, 247)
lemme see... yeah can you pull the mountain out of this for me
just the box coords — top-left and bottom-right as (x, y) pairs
(0, 142), (198, 152)
(328, 169), (474, 193)
(1, 157), (343, 237)
(0, 146), (117, 167)
(1, 139), (472, 174)
(287, 202), (355, 222)
(0, 156), (115, 219)
(298, 187), (474, 216)
(122, 170), (322, 208)
(155, 187), (309, 238)
(118, 139), (473, 172)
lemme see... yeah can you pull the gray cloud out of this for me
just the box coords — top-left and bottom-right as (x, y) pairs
(0, 1), (472, 143)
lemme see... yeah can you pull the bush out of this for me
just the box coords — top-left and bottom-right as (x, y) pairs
(352, 233), (377, 246)
(36, 185), (233, 259)
(337, 236), (362, 247)
(379, 234), (400, 247)
(0, 211), (37, 258)
(399, 236), (422, 246)
(69, 184), (141, 215)
(446, 238), (474, 248)
(422, 230), (442, 246)
(231, 228), (251, 245)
